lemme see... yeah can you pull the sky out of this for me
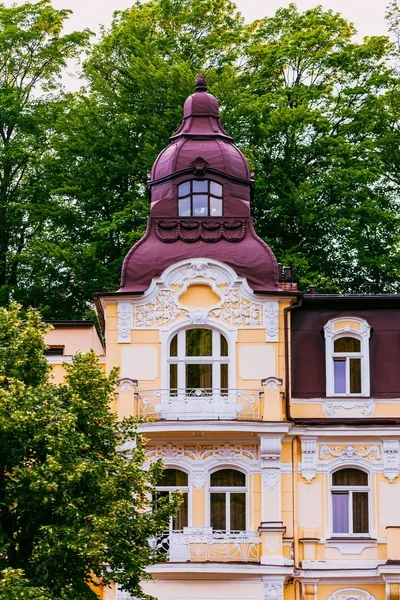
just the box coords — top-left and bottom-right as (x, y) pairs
(4, 0), (392, 89)
(44, 0), (390, 38)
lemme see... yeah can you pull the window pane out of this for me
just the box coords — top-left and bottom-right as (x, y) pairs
(332, 492), (349, 533)
(350, 358), (361, 393)
(210, 469), (245, 487)
(332, 468), (368, 486)
(230, 493), (246, 531)
(210, 493), (226, 530)
(221, 364), (228, 391)
(193, 179), (208, 193)
(334, 337), (360, 352)
(178, 182), (190, 197)
(193, 194), (208, 216)
(173, 492), (188, 530)
(353, 492), (369, 534)
(179, 196), (191, 216)
(160, 469), (188, 487)
(170, 364), (177, 390)
(220, 334), (228, 356)
(170, 334), (178, 357)
(44, 347), (64, 356)
(186, 329), (212, 356)
(210, 181), (222, 197)
(186, 364), (212, 389)
(210, 197), (222, 216)
(333, 359), (346, 394)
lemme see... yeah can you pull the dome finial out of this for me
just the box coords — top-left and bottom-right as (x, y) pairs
(195, 74), (207, 92)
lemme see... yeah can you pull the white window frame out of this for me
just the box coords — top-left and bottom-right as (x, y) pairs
(324, 317), (371, 397)
(330, 468), (371, 538)
(207, 468), (248, 532)
(168, 328), (231, 391)
(155, 468), (190, 532)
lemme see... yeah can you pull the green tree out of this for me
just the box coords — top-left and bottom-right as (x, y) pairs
(0, 302), (179, 599)
(47, 0), (246, 304)
(227, 3), (400, 291)
(0, 1), (90, 311)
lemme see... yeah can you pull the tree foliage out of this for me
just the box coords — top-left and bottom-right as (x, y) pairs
(0, 302), (179, 599)
(0, 0), (399, 316)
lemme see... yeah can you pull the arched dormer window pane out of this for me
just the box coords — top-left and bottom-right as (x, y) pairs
(178, 179), (223, 217)
(334, 338), (360, 353)
(169, 329), (229, 392)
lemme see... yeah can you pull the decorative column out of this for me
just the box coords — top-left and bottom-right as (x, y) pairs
(261, 377), (283, 421)
(117, 378), (138, 419)
(300, 437), (318, 483)
(258, 435), (286, 565)
(302, 583), (318, 600)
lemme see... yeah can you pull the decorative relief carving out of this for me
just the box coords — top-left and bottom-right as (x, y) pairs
(300, 438), (318, 483)
(323, 401), (374, 417)
(190, 472), (207, 491)
(262, 470), (280, 490)
(263, 582), (283, 600)
(319, 444), (381, 462)
(211, 288), (264, 327)
(383, 439), (400, 482)
(259, 436), (282, 491)
(327, 588), (375, 600)
(188, 308), (209, 325)
(154, 219), (247, 244)
(118, 303), (133, 343)
(264, 302), (279, 341)
(132, 289), (183, 328)
(146, 442), (257, 463)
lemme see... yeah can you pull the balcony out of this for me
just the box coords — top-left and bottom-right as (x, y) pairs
(137, 388), (261, 420)
(152, 529), (261, 563)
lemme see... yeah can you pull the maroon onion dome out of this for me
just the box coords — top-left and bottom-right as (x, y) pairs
(119, 75), (280, 292)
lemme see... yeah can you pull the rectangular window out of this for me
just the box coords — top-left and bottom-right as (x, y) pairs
(332, 492), (349, 533)
(230, 493), (246, 531)
(178, 197), (191, 216)
(186, 329), (212, 356)
(210, 493), (226, 530)
(349, 358), (361, 393)
(186, 364), (212, 389)
(173, 493), (188, 530)
(192, 194), (208, 216)
(352, 492), (369, 533)
(210, 197), (222, 216)
(170, 364), (178, 390)
(44, 347), (64, 356)
(333, 359), (346, 394)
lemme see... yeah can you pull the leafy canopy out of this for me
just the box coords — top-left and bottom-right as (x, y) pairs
(0, 302), (179, 599)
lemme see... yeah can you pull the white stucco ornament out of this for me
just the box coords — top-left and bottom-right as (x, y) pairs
(263, 581), (283, 600)
(327, 588), (375, 600)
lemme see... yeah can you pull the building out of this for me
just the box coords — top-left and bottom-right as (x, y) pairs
(47, 76), (400, 600)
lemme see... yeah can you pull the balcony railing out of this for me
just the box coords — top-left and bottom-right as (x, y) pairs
(152, 529), (261, 563)
(137, 388), (261, 420)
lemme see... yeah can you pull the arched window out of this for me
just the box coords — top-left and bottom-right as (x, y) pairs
(209, 469), (246, 532)
(178, 180), (223, 217)
(169, 328), (229, 391)
(156, 469), (189, 531)
(324, 318), (371, 397)
(331, 468), (369, 535)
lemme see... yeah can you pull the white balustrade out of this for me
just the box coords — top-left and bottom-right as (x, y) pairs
(152, 529), (261, 563)
(137, 388), (261, 420)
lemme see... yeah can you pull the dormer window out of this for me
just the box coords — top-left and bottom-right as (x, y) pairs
(324, 317), (371, 397)
(178, 180), (223, 217)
